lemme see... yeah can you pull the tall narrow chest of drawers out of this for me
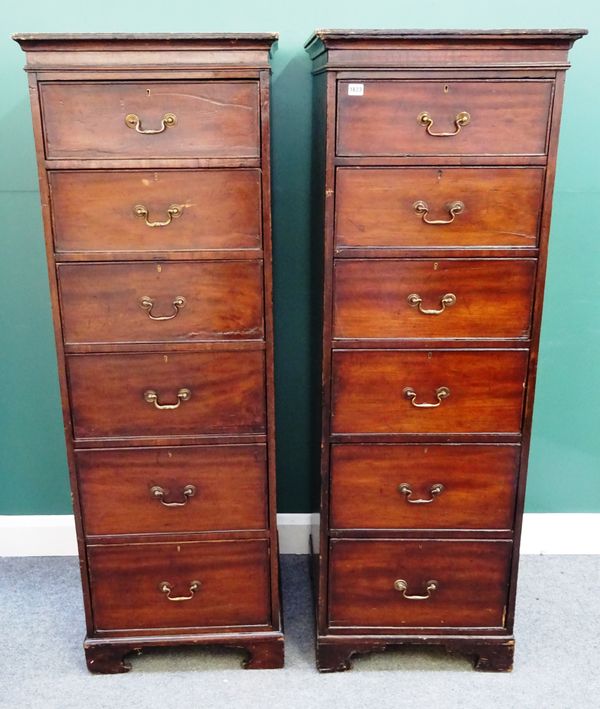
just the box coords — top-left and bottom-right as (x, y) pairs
(15, 33), (284, 672)
(305, 29), (585, 672)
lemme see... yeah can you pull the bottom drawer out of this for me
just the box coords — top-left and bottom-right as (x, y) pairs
(88, 539), (271, 632)
(329, 539), (512, 629)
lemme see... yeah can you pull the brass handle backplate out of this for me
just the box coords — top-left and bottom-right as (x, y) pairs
(408, 293), (456, 315)
(394, 579), (438, 600)
(144, 388), (191, 410)
(134, 204), (183, 228)
(139, 296), (186, 321)
(398, 482), (445, 504)
(151, 484), (196, 507)
(418, 110), (470, 136)
(403, 386), (450, 408)
(159, 580), (201, 602)
(413, 200), (464, 225)
(125, 112), (177, 134)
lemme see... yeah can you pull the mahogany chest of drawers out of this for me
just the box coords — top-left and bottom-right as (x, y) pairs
(15, 33), (284, 672)
(306, 29), (585, 672)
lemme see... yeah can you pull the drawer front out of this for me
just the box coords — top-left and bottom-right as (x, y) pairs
(333, 259), (536, 340)
(41, 81), (260, 159)
(59, 261), (264, 345)
(330, 444), (519, 530)
(331, 349), (528, 434)
(329, 539), (512, 628)
(335, 167), (544, 249)
(50, 170), (262, 254)
(77, 445), (268, 535)
(68, 351), (265, 440)
(336, 80), (552, 157)
(88, 540), (271, 631)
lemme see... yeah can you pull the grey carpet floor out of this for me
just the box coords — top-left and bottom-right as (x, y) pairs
(0, 555), (598, 709)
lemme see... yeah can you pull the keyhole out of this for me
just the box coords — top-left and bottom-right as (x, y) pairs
(444, 84), (449, 93)
(146, 88), (151, 96)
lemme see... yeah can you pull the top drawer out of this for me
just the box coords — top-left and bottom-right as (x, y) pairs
(336, 80), (553, 158)
(40, 81), (260, 160)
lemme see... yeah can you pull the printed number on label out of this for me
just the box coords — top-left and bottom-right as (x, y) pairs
(347, 83), (364, 96)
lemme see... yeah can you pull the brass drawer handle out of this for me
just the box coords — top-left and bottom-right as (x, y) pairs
(144, 388), (191, 410)
(394, 579), (438, 600)
(408, 292), (456, 315)
(125, 112), (177, 134)
(413, 200), (464, 225)
(403, 386), (450, 408)
(417, 110), (470, 137)
(134, 203), (183, 228)
(151, 484), (196, 507)
(398, 482), (445, 504)
(159, 580), (201, 602)
(139, 296), (186, 321)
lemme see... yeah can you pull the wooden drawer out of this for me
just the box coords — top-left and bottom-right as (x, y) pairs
(336, 80), (552, 157)
(77, 445), (268, 536)
(67, 351), (265, 440)
(59, 261), (264, 346)
(88, 539), (271, 631)
(49, 170), (262, 255)
(330, 444), (519, 530)
(40, 81), (260, 159)
(329, 539), (512, 629)
(333, 259), (536, 340)
(331, 349), (528, 435)
(335, 167), (544, 249)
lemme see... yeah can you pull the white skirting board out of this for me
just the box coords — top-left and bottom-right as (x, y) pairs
(0, 513), (599, 557)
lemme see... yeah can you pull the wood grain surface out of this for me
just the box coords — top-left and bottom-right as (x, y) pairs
(77, 444), (268, 535)
(88, 539), (271, 631)
(336, 81), (552, 157)
(59, 261), (264, 344)
(41, 81), (260, 159)
(50, 169), (262, 254)
(329, 539), (512, 628)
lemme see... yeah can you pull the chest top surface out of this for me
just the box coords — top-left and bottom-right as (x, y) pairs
(304, 28), (587, 70)
(13, 33), (279, 71)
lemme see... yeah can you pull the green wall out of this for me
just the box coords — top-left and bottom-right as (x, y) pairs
(1, 2), (598, 516)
